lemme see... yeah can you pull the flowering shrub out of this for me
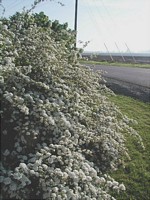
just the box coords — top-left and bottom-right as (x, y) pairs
(2, 11), (76, 51)
(0, 15), (143, 200)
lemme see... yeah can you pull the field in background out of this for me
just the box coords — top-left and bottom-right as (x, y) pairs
(82, 52), (150, 65)
(80, 59), (150, 69)
(108, 95), (150, 200)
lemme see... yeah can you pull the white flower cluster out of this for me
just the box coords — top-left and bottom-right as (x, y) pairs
(0, 14), (143, 199)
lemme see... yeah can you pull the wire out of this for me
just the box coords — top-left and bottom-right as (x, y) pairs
(6, 0), (22, 10)
(84, 0), (135, 62)
(83, 0), (114, 56)
(82, 0), (104, 41)
(0, 3), (5, 16)
(5, 0), (31, 15)
(99, 0), (134, 59)
(96, 0), (125, 61)
(93, 0), (117, 46)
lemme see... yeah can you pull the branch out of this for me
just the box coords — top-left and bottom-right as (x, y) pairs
(27, 0), (64, 13)
(0, 2), (5, 16)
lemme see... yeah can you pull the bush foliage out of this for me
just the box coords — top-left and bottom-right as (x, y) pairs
(2, 11), (76, 51)
(0, 12), (143, 199)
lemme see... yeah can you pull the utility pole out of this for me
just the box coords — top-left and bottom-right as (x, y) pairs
(125, 43), (136, 63)
(115, 42), (125, 62)
(74, 0), (78, 48)
(104, 43), (114, 62)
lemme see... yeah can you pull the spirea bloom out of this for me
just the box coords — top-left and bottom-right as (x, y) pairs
(0, 12), (143, 200)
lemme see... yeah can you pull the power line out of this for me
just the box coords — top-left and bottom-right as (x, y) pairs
(83, 0), (114, 60)
(82, 0), (136, 63)
(93, 0), (123, 55)
(6, 0), (22, 10)
(4, 0), (31, 15)
(98, 0), (135, 62)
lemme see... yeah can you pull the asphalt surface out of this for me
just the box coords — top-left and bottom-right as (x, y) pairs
(86, 64), (150, 102)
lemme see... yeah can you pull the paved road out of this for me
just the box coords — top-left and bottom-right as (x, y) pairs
(85, 64), (150, 102)
(89, 65), (150, 88)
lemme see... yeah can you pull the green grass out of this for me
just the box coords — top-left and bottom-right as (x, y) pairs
(108, 95), (150, 200)
(80, 59), (150, 69)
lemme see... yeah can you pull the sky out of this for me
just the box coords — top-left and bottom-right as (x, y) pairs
(1, 0), (150, 53)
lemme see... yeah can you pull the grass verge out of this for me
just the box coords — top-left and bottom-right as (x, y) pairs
(80, 60), (150, 69)
(108, 95), (150, 200)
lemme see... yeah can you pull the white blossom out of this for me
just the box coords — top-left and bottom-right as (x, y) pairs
(3, 177), (11, 185)
(3, 149), (10, 156)
(119, 183), (126, 191)
(0, 13), (143, 200)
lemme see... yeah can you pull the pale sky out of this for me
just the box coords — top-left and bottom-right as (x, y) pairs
(1, 0), (150, 53)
